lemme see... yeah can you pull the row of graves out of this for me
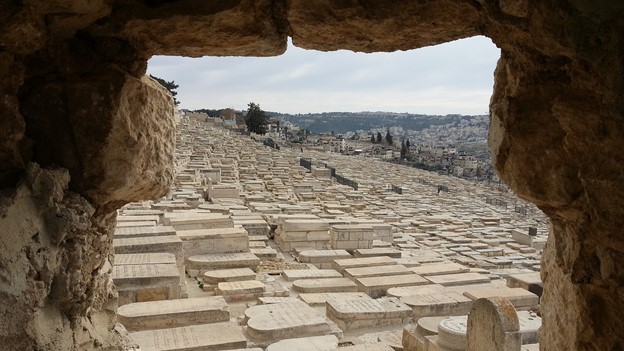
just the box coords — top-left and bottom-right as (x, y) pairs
(111, 114), (548, 351)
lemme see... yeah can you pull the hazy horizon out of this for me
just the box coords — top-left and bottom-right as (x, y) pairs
(148, 36), (500, 115)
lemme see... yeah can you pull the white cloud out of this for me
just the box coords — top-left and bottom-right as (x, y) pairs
(148, 36), (500, 115)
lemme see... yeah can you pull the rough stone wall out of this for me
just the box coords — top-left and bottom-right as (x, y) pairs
(1, 1), (623, 350)
(0, 1), (177, 348)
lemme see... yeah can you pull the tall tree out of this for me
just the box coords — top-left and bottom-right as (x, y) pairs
(370, 134), (376, 143)
(150, 75), (180, 105)
(245, 102), (269, 134)
(376, 132), (383, 143)
(385, 130), (393, 145)
(405, 139), (411, 149)
(401, 140), (408, 159)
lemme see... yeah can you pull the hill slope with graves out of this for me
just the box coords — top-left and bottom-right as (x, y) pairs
(112, 114), (548, 351)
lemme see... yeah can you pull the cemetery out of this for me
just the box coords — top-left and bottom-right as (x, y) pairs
(112, 114), (547, 350)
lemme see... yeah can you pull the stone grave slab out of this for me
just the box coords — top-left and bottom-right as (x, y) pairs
(250, 247), (278, 259)
(114, 253), (176, 266)
(202, 268), (256, 286)
(356, 274), (430, 298)
(462, 285), (539, 309)
(114, 226), (176, 238)
(162, 213), (233, 230)
(298, 249), (352, 269)
(266, 335), (339, 351)
(332, 256), (397, 274)
(215, 280), (265, 301)
(113, 236), (183, 267)
(401, 292), (473, 318)
(245, 300), (340, 346)
(292, 278), (358, 293)
(425, 272), (491, 287)
(186, 252), (261, 277)
(353, 248), (402, 258)
(298, 292), (369, 306)
(129, 322), (246, 351)
(112, 264), (181, 305)
(177, 227), (248, 257)
(117, 296), (229, 331)
(506, 272), (542, 292)
(410, 262), (470, 276)
(326, 294), (411, 331)
(115, 221), (158, 228)
(282, 269), (342, 281)
(386, 284), (447, 298)
(343, 264), (411, 279)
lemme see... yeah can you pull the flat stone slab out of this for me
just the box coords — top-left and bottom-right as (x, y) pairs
(130, 322), (246, 351)
(245, 300), (339, 345)
(117, 296), (229, 331)
(293, 278), (358, 293)
(162, 213), (233, 230)
(462, 285), (539, 309)
(116, 221), (158, 228)
(203, 268), (256, 285)
(386, 284), (447, 298)
(186, 252), (261, 276)
(506, 272), (542, 290)
(298, 292), (370, 306)
(282, 219), (330, 231)
(114, 226), (176, 238)
(282, 269), (342, 281)
(298, 249), (352, 268)
(326, 294), (411, 331)
(401, 292), (473, 318)
(332, 256), (397, 273)
(215, 280), (265, 300)
(344, 264), (412, 279)
(353, 248), (402, 258)
(425, 272), (491, 287)
(115, 253), (176, 266)
(356, 274), (430, 298)
(112, 264), (180, 289)
(113, 236), (182, 255)
(266, 335), (339, 351)
(177, 227), (249, 257)
(410, 262), (471, 276)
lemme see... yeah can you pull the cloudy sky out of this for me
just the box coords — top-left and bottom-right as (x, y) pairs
(147, 36), (500, 115)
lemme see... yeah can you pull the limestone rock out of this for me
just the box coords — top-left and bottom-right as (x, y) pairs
(0, 164), (126, 350)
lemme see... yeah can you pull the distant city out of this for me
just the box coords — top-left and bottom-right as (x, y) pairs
(187, 108), (497, 184)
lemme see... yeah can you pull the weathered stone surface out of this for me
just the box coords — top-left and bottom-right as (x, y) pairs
(466, 297), (521, 351)
(0, 164), (130, 350)
(22, 71), (175, 210)
(117, 296), (229, 331)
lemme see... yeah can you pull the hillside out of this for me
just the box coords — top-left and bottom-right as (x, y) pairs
(273, 112), (487, 134)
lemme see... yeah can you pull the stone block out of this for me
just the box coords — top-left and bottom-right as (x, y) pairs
(129, 322), (246, 351)
(117, 296), (229, 331)
(292, 278), (358, 293)
(356, 274), (430, 298)
(326, 294), (411, 331)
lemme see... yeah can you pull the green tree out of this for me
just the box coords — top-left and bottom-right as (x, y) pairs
(150, 75), (180, 105)
(401, 140), (408, 159)
(385, 130), (393, 145)
(376, 132), (383, 143)
(370, 134), (376, 143)
(245, 102), (269, 134)
(405, 139), (411, 149)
